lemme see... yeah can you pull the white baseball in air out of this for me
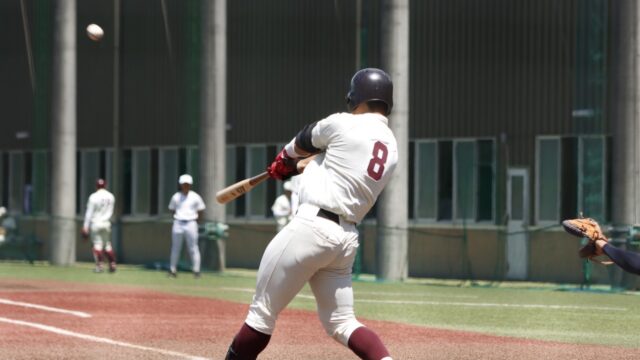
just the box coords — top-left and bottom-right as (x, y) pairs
(86, 23), (104, 41)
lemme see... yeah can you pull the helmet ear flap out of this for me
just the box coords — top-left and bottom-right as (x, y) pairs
(345, 92), (355, 111)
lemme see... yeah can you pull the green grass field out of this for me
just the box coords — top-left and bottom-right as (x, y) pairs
(1, 261), (639, 348)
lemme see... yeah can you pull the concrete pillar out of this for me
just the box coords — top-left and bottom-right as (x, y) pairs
(200, 0), (227, 271)
(609, 0), (640, 288)
(111, 0), (123, 262)
(50, 0), (76, 265)
(610, 0), (640, 226)
(376, 0), (409, 281)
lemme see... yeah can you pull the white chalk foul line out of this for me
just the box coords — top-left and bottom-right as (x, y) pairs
(0, 298), (91, 318)
(218, 287), (478, 299)
(0, 317), (208, 360)
(354, 290), (478, 299)
(354, 299), (627, 312)
(218, 287), (625, 311)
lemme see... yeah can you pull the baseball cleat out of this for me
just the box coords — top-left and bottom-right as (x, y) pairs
(193, 272), (201, 279)
(93, 265), (103, 273)
(168, 271), (177, 278)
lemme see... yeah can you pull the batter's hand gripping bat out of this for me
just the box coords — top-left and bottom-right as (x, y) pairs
(215, 155), (316, 204)
(215, 171), (270, 204)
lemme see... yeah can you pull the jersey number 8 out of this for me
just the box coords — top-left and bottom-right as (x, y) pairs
(367, 141), (388, 181)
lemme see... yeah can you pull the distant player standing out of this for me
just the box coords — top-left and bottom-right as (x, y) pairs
(82, 179), (116, 273)
(288, 175), (301, 216)
(226, 68), (397, 360)
(168, 174), (206, 278)
(271, 180), (293, 232)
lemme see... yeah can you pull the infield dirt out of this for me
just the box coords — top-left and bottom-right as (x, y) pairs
(0, 279), (638, 359)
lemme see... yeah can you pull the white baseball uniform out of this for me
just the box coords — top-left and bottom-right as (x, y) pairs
(168, 190), (206, 273)
(289, 175), (301, 215)
(83, 188), (115, 251)
(271, 194), (292, 232)
(245, 112), (398, 346)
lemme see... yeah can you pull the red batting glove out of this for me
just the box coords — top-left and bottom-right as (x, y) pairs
(267, 149), (298, 180)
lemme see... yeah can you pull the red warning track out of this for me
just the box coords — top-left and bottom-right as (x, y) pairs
(0, 279), (637, 359)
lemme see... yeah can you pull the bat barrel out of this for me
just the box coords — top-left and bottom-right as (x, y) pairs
(215, 171), (270, 204)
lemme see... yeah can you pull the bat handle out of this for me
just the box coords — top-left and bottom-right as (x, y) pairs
(249, 171), (270, 185)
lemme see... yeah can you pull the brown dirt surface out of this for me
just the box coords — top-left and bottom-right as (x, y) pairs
(0, 279), (638, 359)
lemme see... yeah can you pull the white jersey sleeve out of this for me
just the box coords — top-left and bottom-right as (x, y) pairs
(298, 112), (398, 223)
(193, 193), (206, 211)
(168, 194), (178, 211)
(83, 199), (95, 230)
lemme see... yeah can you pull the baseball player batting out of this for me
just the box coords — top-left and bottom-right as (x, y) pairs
(82, 179), (116, 273)
(226, 68), (397, 360)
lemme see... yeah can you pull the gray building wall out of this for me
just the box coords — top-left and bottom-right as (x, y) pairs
(0, 0), (618, 284)
(1, 1), (606, 148)
(1, 0), (375, 148)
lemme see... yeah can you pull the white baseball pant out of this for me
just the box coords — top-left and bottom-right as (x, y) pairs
(245, 203), (364, 346)
(90, 223), (112, 252)
(170, 220), (201, 273)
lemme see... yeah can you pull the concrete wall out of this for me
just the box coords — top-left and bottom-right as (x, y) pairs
(225, 223), (274, 269)
(9, 217), (632, 286)
(348, 223), (617, 284)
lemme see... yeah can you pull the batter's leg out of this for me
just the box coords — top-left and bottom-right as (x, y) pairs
(247, 219), (340, 332)
(310, 272), (391, 359)
(169, 222), (184, 274)
(184, 221), (201, 274)
(225, 323), (271, 360)
(308, 227), (392, 360)
(229, 218), (340, 358)
(347, 327), (392, 360)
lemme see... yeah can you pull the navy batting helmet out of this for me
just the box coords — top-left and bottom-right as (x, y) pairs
(345, 68), (393, 115)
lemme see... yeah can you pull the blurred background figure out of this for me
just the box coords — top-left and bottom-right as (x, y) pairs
(271, 180), (293, 232)
(82, 179), (116, 273)
(0, 207), (15, 244)
(289, 176), (301, 217)
(168, 174), (206, 278)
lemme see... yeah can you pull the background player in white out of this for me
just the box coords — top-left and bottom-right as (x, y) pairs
(82, 179), (116, 273)
(271, 180), (293, 232)
(226, 68), (397, 360)
(168, 174), (206, 278)
(289, 175), (301, 216)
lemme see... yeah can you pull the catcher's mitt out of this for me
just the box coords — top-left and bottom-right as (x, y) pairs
(561, 218), (612, 265)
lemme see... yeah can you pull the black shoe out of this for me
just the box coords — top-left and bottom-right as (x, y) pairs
(193, 272), (201, 279)
(109, 263), (117, 273)
(168, 271), (177, 278)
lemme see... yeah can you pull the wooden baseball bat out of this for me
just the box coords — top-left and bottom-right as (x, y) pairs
(215, 154), (316, 204)
(215, 171), (270, 204)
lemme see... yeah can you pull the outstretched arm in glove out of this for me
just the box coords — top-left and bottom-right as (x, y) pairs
(562, 218), (612, 264)
(596, 240), (640, 276)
